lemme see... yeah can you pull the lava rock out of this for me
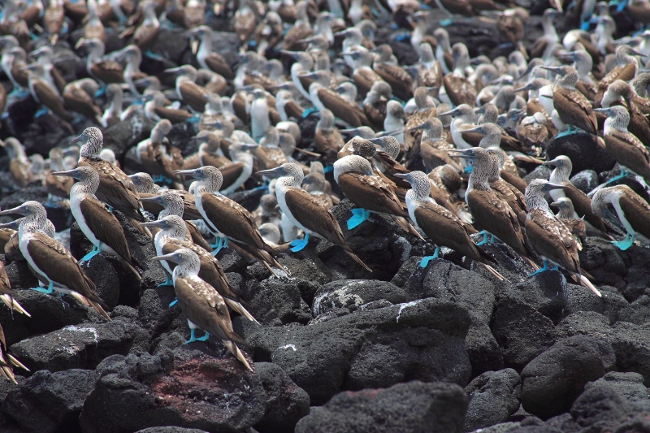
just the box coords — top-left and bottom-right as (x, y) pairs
(247, 298), (472, 405)
(521, 336), (614, 419)
(0, 289), (94, 346)
(135, 428), (209, 433)
(491, 295), (557, 370)
(523, 164), (552, 184)
(255, 279), (312, 324)
(569, 384), (633, 430)
(585, 372), (650, 412)
(253, 362), (310, 433)
(609, 321), (650, 385)
(102, 114), (156, 159)
(312, 279), (408, 316)
(10, 318), (141, 373)
(579, 238), (629, 292)
(547, 133), (615, 176)
(79, 346), (265, 433)
(570, 170), (599, 193)
(506, 271), (568, 324)
(464, 369), (521, 432)
(0, 369), (97, 433)
(617, 295), (650, 325)
(294, 381), (469, 433)
(563, 284), (628, 325)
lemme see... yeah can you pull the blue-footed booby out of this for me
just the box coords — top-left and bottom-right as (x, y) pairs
(187, 25), (233, 79)
(525, 179), (601, 297)
(151, 248), (252, 371)
(0, 260), (30, 317)
(551, 197), (587, 249)
(74, 127), (146, 222)
(141, 215), (256, 324)
(52, 166), (141, 281)
(257, 163), (372, 271)
(0, 202), (111, 319)
(592, 185), (650, 251)
(173, 166), (284, 274)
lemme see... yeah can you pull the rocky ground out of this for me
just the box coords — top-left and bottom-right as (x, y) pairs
(2, 1), (650, 433)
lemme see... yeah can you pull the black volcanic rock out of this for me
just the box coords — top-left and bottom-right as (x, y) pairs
(0, 369), (97, 433)
(464, 368), (521, 432)
(102, 114), (156, 159)
(253, 362), (310, 433)
(79, 347), (265, 433)
(521, 336), (614, 419)
(312, 279), (408, 316)
(10, 317), (141, 373)
(547, 133), (615, 176)
(246, 298), (472, 405)
(295, 381), (468, 433)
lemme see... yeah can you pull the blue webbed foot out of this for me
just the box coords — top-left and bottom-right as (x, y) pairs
(210, 237), (228, 256)
(31, 281), (54, 294)
(144, 50), (165, 61)
(347, 208), (371, 230)
(289, 233), (310, 252)
(418, 2), (431, 9)
(528, 260), (550, 277)
(184, 329), (198, 344)
(555, 126), (577, 138)
(253, 183), (269, 192)
(80, 245), (101, 263)
(463, 165), (473, 174)
(394, 33), (410, 42)
(94, 86), (107, 98)
(611, 233), (635, 250)
(169, 298), (178, 307)
(158, 274), (174, 287)
(301, 107), (318, 118)
(323, 164), (334, 173)
(105, 204), (113, 212)
(186, 114), (201, 123)
(605, 169), (629, 185)
(196, 331), (210, 341)
(419, 246), (440, 268)
(7, 88), (29, 98)
(35, 107), (48, 118)
(439, 18), (453, 27)
(475, 231), (490, 246)
(580, 19), (591, 31)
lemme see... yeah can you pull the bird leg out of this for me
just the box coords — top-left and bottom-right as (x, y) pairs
(347, 208), (371, 230)
(419, 246), (440, 268)
(289, 233), (310, 252)
(159, 274), (174, 288)
(439, 18), (453, 27)
(169, 298), (178, 307)
(301, 107), (318, 118)
(93, 86), (107, 98)
(611, 233), (635, 251)
(210, 237), (229, 256)
(605, 168), (629, 185)
(528, 259), (552, 277)
(31, 281), (54, 294)
(554, 125), (578, 138)
(144, 50), (166, 62)
(80, 244), (102, 263)
(34, 107), (49, 118)
(475, 231), (495, 246)
(184, 329), (210, 344)
(7, 88), (29, 98)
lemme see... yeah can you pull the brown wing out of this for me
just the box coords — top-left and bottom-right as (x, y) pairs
(175, 277), (248, 346)
(496, 15), (522, 44)
(526, 209), (580, 273)
(467, 189), (527, 256)
(284, 187), (346, 247)
(79, 197), (132, 262)
(440, 0), (474, 15)
(562, 183), (608, 232)
(317, 88), (361, 127)
(134, 24), (159, 51)
(619, 187), (650, 239)
(443, 75), (477, 107)
(33, 81), (67, 119)
(45, 173), (74, 198)
(180, 82), (208, 112)
(604, 133), (650, 181)
(374, 65), (413, 101)
(282, 23), (311, 50)
(91, 61), (124, 84)
(26, 233), (105, 305)
(64, 87), (102, 118)
(337, 173), (407, 217)
(284, 100), (304, 120)
(44, 3), (64, 35)
(79, 158), (145, 221)
(554, 88), (597, 135)
(153, 143), (184, 179)
(490, 179), (527, 225)
(200, 193), (266, 249)
(219, 162), (245, 191)
(186, 221), (212, 252)
(205, 55), (233, 80)
(153, 106), (193, 123)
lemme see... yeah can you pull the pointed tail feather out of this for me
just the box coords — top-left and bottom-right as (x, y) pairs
(223, 340), (254, 372)
(225, 298), (259, 325)
(343, 247), (372, 272)
(0, 294), (30, 317)
(579, 274), (602, 297)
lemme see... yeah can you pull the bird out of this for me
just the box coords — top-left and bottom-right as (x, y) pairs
(525, 180), (601, 297)
(0, 202), (111, 319)
(74, 127), (146, 222)
(551, 197), (587, 249)
(592, 184), (650, 251)
(257, 163), (371, 271)
(150, 248), (253, 371)
(187, 25), (234, 79)
(51, 166), (141, 281)
(173, 166), (284, 274)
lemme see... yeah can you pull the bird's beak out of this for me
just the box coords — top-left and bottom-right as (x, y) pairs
(438, 107), (460, 117)
(408, 123), (426, 132)
(540, 66), (562, 73)
(173, 169), (200, 178)
(257, 167), (285, 178)
(140, 219), (168, 229)
(542, 158), (561, 167)
(550, 200), (564, 208)
(594, 107), (613, 115)
(542, 182), (567, 192)
(241, 143), (259, 152)
(0, 204), (29, 216)
(280, 50), (300, 60)
(51, 169), (82, 180)
(74, 38), (86, 49)
(69, 134), (86, 145)
(151, 253), (181, 263)
(139, 195), (165, 205)
(393, 173), (410, 181)
(164, 67), (183, 74)
(0, 220), (20, 229)
(464, 125), (486, 134)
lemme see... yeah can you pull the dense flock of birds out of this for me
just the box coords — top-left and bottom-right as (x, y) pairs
(0, 0), (649, 377)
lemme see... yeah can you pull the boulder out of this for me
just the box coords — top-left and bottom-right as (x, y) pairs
(569, 170), (599, 193)
(79, 347), (265, 433)
(295, 381), (468, 433)
(253, 362), (310, 433)
(246, 298), (472, 405)
(463, 369), (521, 432)
(507, 271), (568, 324)
(547, 133), (615, 176)
(585, 372), (650, 412)
(569, 384), (633, 430)
(521, 336), (614, 419)
(10, 318), (141, 373)
(1, 369), (97, 433)
(491, 296), (557, 370)
(102, 114), (156, 159)
(312, 279), (408, 316)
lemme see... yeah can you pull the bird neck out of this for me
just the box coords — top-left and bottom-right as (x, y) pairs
(525, 191), (553, 214)
(172, 261), (200, 280)
(71, 178), (98, 195)
(161, 224), (186, 240)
